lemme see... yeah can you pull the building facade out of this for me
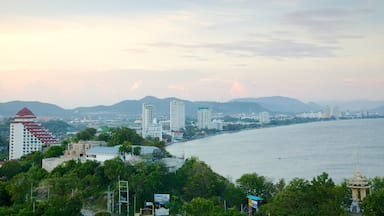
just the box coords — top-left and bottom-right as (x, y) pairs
(142, 103), (162, 139)
(9, 107), (59, 160)
(197, 107), (212, 129)
(259, 111), (270, 124)
(142, 103), (154, 138)
(170, 100), (185, 131)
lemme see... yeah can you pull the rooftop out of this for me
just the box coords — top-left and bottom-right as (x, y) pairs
(15, 107), (36, 118)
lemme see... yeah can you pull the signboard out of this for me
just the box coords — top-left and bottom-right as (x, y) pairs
(248, 198), (259, 208)
(247, 195), (262, 209)
(154, 194), (170, 216)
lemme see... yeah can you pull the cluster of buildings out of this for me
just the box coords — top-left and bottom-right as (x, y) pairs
(141, 100), (221, 141)
(7, 107), (184, 172)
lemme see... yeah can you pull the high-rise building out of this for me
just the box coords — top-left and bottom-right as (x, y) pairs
(142, 103), (162, 139)
(170, 100), (185, 131)
(142, 103), (154, 137)
(197, 107), (211, 129)
(259, 111), (270, 124)
(9, 107), (59, 160)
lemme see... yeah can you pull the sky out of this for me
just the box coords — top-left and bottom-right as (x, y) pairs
(1, 0), (383, 109)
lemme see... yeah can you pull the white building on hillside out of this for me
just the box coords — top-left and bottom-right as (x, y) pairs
(9, 107), (59, 160)
(85, 145), (160, 163)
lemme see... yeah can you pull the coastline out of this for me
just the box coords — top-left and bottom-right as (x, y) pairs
(166, 118), (384, 183)
(167, 117), (384, 147)
(166, 118), (339, 147)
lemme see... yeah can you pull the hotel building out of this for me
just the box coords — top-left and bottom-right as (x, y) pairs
(9, 107), (59, 160)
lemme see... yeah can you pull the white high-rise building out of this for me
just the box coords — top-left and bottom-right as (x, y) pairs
(259, 111), (270, 124)
(142, 103), (162, 139)
(170, 100), (185, 131)
(197, 107), (211, 129)
(9, 107), (59, 160)
(142, 103), (154, 137)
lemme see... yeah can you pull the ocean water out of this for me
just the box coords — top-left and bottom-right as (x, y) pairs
(167, 119), (384, 183)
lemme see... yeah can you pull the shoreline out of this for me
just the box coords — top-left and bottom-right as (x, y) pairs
(166, 118), (384, 183)
(166, 118), (338, 147)
(167, 117), (384, 147)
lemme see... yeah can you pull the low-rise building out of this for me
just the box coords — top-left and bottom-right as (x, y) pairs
(85, 145), (160, 163)
(42, 141), (107, 172)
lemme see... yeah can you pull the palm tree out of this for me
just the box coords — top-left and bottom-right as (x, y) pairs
(118, 141), (132, 161)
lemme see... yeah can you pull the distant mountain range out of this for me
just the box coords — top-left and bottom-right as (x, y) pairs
(231, 96), (322, 113)
(1, 96), (383, 119)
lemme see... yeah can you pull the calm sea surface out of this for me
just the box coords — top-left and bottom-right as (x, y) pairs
(167, 119), (384, 183)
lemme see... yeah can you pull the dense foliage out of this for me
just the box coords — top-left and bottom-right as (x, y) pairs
(1, 125), (383, 215)
(0, 151), (383, 215)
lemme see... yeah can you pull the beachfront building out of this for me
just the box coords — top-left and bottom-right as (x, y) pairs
(141, 103), (162, 139)
(170, 100), (185, 131)
(197, 107), (212, 129)
(9, 107), (59, 160)
(259, 111), (270, 124)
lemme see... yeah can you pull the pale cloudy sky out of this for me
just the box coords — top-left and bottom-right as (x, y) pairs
(0, 0), (383, 108)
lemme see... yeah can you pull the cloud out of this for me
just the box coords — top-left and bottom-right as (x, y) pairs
(182, 55), (208, 61)
(282, 8), (372, 43)
(230, 81), (249, 98)
(121, 48), (149, 54)
(129, 80), (143, 92)
(147, 39), (338, 58)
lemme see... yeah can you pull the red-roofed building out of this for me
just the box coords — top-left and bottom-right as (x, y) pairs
(9, 107), (59, 160)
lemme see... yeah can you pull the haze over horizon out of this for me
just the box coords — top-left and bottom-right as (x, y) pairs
(1, 0), (383, 109)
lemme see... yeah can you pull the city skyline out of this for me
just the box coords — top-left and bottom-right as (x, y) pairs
(1, 0), (383, 109)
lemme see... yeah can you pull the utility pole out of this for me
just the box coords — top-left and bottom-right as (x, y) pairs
(118, 180), (129, 215)
(134, 194), (136, 216)
(107, 185), (114, 213)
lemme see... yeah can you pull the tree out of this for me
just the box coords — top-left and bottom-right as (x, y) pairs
(109, 127), (143, 146)
(5, 173), (32, 204)
(133, 146), (141, 156)
(370, 176), (384, 192)
(152, 137), (166, 149)
(308, 172), (344, 215)
(43, 146), (65, 158)
(39, 195), (82, 216)
(236, 173), (275, 202)
(261, 173), (345, 216)
(130, 162), (167, 206)
(0, 182), (11, 206)
(182, 197), (215, 216)
(75, 127), (97, 141)
(361, 188), (384, 216)
(118, 141), (132, 161)
(97, 132), (111, 142)
(103, 158), (125, 181)
(177, 158), (226, 201)
(0, 160), (23, 180)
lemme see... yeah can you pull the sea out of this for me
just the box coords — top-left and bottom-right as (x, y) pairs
(166, 119), (384, 183)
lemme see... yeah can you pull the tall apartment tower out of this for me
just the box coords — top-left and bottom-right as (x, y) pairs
(170, 100), (185, 131)
(142, 103), (154, 137)
(9, 107), (59, 160)
(259, 111), (270, 124)
(197, 107), (212, 129)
